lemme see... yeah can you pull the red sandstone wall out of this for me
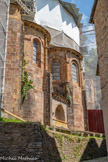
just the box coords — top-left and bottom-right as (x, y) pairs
(3, 4), (86, 131)
(21, 25), (46, 123)
(48, 48), (85, 130)
(3, 5), (23, 117)
(93, 0), (108, 153)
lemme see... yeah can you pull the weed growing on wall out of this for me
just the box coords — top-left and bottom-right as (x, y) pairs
(67, 95), (72, 105)
(21, 60), (34, 103)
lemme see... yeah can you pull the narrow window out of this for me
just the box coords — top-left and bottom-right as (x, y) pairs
(72, 63), (78, 82)
(33, 41), (37, 64)
(53, 62), (60, 80)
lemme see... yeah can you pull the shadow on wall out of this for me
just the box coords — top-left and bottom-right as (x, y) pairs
(41, 128), (62, 162)
(80, 138), (107, 162)
(59, 4), (76, 27)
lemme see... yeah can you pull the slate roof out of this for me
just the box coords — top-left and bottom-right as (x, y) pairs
(58, 0), (83, 27)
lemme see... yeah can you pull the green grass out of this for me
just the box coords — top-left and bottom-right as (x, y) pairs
(0, 117), (24, 123)
(54, 133), (63, 147)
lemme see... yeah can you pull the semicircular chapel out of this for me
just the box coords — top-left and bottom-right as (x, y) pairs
(3, 0), (87, 131)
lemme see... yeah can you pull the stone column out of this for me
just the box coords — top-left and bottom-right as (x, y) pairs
(43, 71), (52, 126)
(66, 61), (70, 82)
(44, 35), (48, 71)
(79, 60), (84, 88)
(65, 54), (70, 82)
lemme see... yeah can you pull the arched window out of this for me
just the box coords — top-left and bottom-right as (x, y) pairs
(33, 40), (38, 64)
(55, 105), (65, 121)
(72, 63), (78, 82)
(52, 62), (60, 80)
(33, 39), (41, 67)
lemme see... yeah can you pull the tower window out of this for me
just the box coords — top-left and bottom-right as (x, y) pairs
(72, 63), (78, 82)
(33, 41), (38, 64)
(53, 62), (60, 80)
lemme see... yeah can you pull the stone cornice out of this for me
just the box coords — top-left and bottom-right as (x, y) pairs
(23, 20), (51, 43)
(48, 46), (83, 60)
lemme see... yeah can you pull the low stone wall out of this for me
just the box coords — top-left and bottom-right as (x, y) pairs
(42, 129), (107, 162)
(0, 123), (44, 162)
(0, 123), (107, 162)
(84, 156), (108, 162)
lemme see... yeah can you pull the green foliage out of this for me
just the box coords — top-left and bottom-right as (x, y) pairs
(54, 133), (63, 147)
(0, 117), (34, 123)
(0, 117), (23, 123)
(63, 134), (75, 142)
(67, 95), (72, 105)
(78, 132), (81, 136)
(73, 143), (83, 157)
(21, 60), (34, 103)
(62, 155), (66, 160)
(22, 59), (27, 74)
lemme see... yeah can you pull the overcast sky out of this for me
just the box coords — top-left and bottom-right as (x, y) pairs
(64, 0), (94, 24)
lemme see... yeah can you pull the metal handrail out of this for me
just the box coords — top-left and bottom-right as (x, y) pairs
(1, 108), (25, 122)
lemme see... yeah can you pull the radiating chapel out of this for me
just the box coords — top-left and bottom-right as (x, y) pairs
(3, 0), (87, 130)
